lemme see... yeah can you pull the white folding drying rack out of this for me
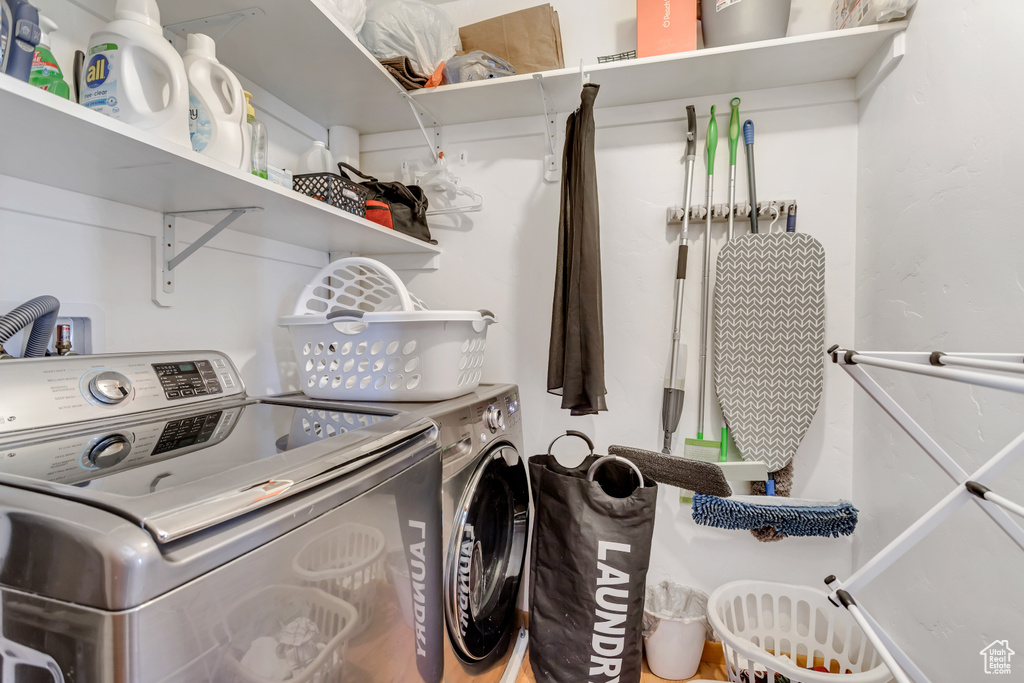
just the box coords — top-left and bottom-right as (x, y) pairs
(821, 346), (1024, 683)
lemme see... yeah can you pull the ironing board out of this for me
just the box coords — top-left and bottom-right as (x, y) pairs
(713, 232), (825, 472)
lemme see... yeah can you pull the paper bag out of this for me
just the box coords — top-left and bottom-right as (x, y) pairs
(458, 4), (565, 75)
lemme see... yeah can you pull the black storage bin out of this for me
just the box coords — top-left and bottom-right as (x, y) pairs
(293, 172), (369, 217)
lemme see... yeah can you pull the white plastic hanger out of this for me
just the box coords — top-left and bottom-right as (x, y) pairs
(402, 157), (484, 216)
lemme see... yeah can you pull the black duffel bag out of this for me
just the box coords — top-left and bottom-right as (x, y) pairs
(337, 162), (436, 244)
(529, 431), (658, 683)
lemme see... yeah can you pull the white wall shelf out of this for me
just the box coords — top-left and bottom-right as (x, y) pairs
(161, 0), (415, 134)
(409, 22), (908, 125)
(157, 4), (904, 135)
(0, 77), (441, 260)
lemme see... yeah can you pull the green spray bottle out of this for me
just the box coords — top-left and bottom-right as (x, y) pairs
(29, 15), (70, 98)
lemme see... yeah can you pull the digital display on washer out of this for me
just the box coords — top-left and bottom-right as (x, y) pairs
(504, 392), (519, 415)
(153, 360), (222, 399)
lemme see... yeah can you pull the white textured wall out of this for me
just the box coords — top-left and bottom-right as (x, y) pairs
(363, 82), (860, 594)
(854, 1), (1024, 679)
(0, 174), (325, 393)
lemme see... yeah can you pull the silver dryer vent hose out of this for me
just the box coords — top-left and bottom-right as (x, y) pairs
(0, 296), (61, 358)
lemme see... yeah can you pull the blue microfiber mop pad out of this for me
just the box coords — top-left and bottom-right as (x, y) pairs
(692, 494), (858, 539)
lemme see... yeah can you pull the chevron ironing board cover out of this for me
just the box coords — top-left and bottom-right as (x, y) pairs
(713, 232), (825, 472)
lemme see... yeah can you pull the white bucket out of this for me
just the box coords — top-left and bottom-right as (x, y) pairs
(643, 581), (711, 680)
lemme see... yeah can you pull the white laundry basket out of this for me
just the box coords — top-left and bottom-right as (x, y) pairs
(292, 523), (386, 636)
(280, 257), (496, 401)
(220, 585), (358, 683)
(707, 581), (892, 683)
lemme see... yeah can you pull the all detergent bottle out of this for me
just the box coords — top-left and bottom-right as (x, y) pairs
(81, 0), (190, 147)
(1, 0), (40, 82)
(183, 33), (247, 168)
(30, 14), (69, 98)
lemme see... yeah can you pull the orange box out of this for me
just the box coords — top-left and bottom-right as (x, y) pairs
(637, 0), (698, 58)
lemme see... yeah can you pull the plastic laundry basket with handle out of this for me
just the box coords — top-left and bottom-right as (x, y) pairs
(708, 580), (892, 683)
(292, 523), (386, 637)
(219, 584), (359, 683)
(280, 257), (496, 401)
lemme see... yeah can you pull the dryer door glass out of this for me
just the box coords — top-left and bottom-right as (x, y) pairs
(444, 445), (529, 662)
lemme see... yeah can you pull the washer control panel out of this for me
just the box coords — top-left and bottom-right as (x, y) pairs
(153, 360), (225, 400)
(0, 351), (244, 436)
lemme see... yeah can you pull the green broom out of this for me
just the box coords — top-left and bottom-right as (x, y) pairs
(685, 105), (722, 463)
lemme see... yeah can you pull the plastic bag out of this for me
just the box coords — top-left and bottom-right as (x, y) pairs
(442, 50), (515, 84)
(359, 0), (460, 77)
(322, 0), (366, 34)
(642, 581), (713, 639)
(830, 0), (917, 30)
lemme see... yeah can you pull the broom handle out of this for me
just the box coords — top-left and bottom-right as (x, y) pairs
(698, 107), (718, 438)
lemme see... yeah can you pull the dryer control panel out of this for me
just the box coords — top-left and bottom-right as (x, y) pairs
(0, 351), (244, 436)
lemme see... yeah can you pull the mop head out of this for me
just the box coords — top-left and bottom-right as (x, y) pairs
(609, 445), (732, 497)
(683, 436), (721, 462)
(691, 494), (858, 539)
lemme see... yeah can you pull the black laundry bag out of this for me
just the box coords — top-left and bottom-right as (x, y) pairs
(529, 432), (658, 683)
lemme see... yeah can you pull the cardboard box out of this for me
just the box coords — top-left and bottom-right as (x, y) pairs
(637, 0), (698, 58)
(459, 4), (564, 75)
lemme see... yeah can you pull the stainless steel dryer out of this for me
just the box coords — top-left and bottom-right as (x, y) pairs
(0, 351), (445, 683)
(373, 385), (531, 683)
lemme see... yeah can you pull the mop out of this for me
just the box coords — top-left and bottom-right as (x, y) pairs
(609, 445), (731, 497)
(693, 118), (856, 540)
(692, 493), (858, 539)
(684, 106), (722, 462)
(661, 105), (698, 454)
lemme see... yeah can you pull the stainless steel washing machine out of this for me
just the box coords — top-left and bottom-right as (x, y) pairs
(0, 351), (446, 683)
(379, 384), (531, 683)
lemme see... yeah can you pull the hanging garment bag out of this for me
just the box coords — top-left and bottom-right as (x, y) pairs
(547, 84), (607, 415)
(529, 431), (657, 683)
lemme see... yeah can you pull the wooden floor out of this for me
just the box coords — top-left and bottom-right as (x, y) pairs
(516, 641), (730, 682)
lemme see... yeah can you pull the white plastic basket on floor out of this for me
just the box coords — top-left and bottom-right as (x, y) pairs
(292, 523), (386, 636)
(220, 584), (358, 683)
(280, 257), (496, 401)
(707, 581), (892, 683)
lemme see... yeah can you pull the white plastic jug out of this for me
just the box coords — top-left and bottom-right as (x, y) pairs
(295, 141), (334, 175)
(183, 33), (248, 168)
(80, 0), (190, 147)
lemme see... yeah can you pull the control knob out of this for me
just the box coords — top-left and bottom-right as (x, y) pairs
(85, 435), (132, 469)
(484, 405), (505, 433)
(89, 371), (133, 405)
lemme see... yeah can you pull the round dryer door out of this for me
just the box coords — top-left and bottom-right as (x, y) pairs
(444, 444), (530, 663)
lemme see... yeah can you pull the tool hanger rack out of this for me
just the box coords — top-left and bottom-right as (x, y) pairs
(820, 346), (1024, 683)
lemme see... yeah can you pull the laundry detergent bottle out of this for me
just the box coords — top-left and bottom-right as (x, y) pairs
(81, 0), (190, 147)
(1, 0), (40, 82)
(30, 14), (69, 98)
(244, 90), (269, 179)
(183, 33), (247, 167)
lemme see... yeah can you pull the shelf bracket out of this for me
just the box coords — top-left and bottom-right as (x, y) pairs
(164, 8), (265, 42)
(855, 29), (906, 100)
(154, 207), (263, 307)
(532, 73), (560, 183)
(402, 93), (444, 163)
